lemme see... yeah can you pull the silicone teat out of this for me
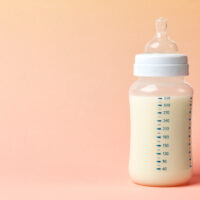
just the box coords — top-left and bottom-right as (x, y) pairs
(144, 17), (178, 53)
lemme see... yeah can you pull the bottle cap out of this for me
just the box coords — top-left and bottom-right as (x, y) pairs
(134, 18), (188, 77)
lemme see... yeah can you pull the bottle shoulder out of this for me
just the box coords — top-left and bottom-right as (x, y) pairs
(129, 79), (193, 96)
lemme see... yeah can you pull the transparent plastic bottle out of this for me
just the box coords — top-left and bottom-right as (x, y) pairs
(129, 18), (193, 186)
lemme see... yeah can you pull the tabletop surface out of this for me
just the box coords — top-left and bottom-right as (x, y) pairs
(1, 175), (200, 200)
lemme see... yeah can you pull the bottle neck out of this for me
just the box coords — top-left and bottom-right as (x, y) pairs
(137, 76), (184, 83)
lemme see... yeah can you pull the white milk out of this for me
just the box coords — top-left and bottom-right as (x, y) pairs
(129, 95), (192, 186)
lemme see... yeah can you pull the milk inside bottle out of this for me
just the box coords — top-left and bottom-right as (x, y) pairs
(129, 18), (193, 186)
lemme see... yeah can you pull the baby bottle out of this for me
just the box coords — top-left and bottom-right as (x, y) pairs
(129, 18), (193, 186)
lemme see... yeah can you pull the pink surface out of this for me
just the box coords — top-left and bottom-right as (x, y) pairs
(0, 0), (200, 199)
(1, 176), (200, 199)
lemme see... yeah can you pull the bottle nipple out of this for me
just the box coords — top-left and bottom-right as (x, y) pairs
(144, 17), (178, 53)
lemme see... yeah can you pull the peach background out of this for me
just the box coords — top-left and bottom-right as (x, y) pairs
(0, 0), (200, 199)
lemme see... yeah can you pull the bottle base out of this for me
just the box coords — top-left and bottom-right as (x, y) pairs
(131, 179), (191, 187)
(129, 168), (193, 187)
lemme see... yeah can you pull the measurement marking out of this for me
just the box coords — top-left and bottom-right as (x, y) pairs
(156, 96), (171, 171)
